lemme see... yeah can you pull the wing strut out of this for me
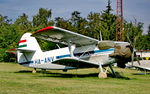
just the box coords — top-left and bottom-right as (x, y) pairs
(68, 41), (75, 57)
(109, 64), (116, 77)
(79, 46), (93, 59)
(98, 63), (108, 78)
(22, 53), (29, 62)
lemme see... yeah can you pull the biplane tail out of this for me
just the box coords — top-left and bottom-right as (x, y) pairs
(18, 33), (41, 52)
(17, 33), (42, 64)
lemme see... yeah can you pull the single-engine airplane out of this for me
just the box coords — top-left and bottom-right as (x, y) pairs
(17, 26), (132, 78)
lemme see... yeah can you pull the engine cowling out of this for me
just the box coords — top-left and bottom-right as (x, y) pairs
(109, 44), (132, 68)
(98, 41), (132, 68)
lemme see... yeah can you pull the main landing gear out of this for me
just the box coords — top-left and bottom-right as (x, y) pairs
(98, 64), (116, 78)
(32, 68), (37, 73)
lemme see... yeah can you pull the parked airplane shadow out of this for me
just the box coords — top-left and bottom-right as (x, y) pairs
(39, 71), (130, 80)
(40, 72), (98, 78)
(15, 70), (130, 80)
(132, 73), (150, 75)
(132, 69), (150, 75)
(15, 70), (32, 73)
(15, 70), (41, 73)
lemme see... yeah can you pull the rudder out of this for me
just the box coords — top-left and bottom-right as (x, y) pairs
(17, 33), (42, 64)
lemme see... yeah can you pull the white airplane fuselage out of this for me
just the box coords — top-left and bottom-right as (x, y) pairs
(17, 33), (115, 70)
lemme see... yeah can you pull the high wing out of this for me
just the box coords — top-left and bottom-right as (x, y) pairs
(32, 26), (99, 46)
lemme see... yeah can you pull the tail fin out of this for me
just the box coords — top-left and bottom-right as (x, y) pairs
(17, 33), (42, 64)
(18, 33), (41, 52)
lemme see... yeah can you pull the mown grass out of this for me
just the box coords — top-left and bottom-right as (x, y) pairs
(0, 62), (150, 94)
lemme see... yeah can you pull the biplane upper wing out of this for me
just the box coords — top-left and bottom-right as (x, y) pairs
(32, 26), (99, 46)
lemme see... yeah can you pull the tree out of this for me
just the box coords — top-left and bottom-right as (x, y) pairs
(125, 21), (143, 49)
(0, 14), (20, 62)
(0, 14), (11, 26)
(14, 13), (31, 30)
(70, 11), (82, 27)
(100, 0), (116, 40)
(87, 12), (101, 39)
(148, 25), (150, 35)
(124, 20), (143, 64)
(139, 25), (150, 50)
(55, 17), (72, 29)
(69, 11), (88, 36)
(33, 8), (52, 27)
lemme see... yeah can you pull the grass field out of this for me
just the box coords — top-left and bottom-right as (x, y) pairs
(0, 63), (150, 94)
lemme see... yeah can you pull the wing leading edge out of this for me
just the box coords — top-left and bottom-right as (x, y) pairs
(32, 26), (99, 46)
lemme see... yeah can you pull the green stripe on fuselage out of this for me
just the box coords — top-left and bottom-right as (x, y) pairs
(18, 44), (27, 48)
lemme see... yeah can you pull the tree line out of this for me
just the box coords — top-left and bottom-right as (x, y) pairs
(0, 1), (150, 62)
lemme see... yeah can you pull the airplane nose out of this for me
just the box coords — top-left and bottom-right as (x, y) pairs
(109, 44), (132, 68)
(97, 41), (132, 68)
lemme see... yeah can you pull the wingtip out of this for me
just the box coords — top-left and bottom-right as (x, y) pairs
(36, 26), (55, 33)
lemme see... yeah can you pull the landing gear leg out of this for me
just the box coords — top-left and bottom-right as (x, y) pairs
(41, 69), (46, 74)
(109, 65), (116, 77)
(32, 68), (37, 73)
(63, 69), (68, 72)
(98, 63), (107, 78)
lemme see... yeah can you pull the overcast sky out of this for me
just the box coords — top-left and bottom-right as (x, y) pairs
(0, 0), (149, 33)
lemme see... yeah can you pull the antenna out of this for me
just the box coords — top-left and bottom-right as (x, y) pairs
(99, 31), (103, 41)
(116, 0), (124, 41)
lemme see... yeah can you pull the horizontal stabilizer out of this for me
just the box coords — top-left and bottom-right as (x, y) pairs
(17, 48), (36, 53)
